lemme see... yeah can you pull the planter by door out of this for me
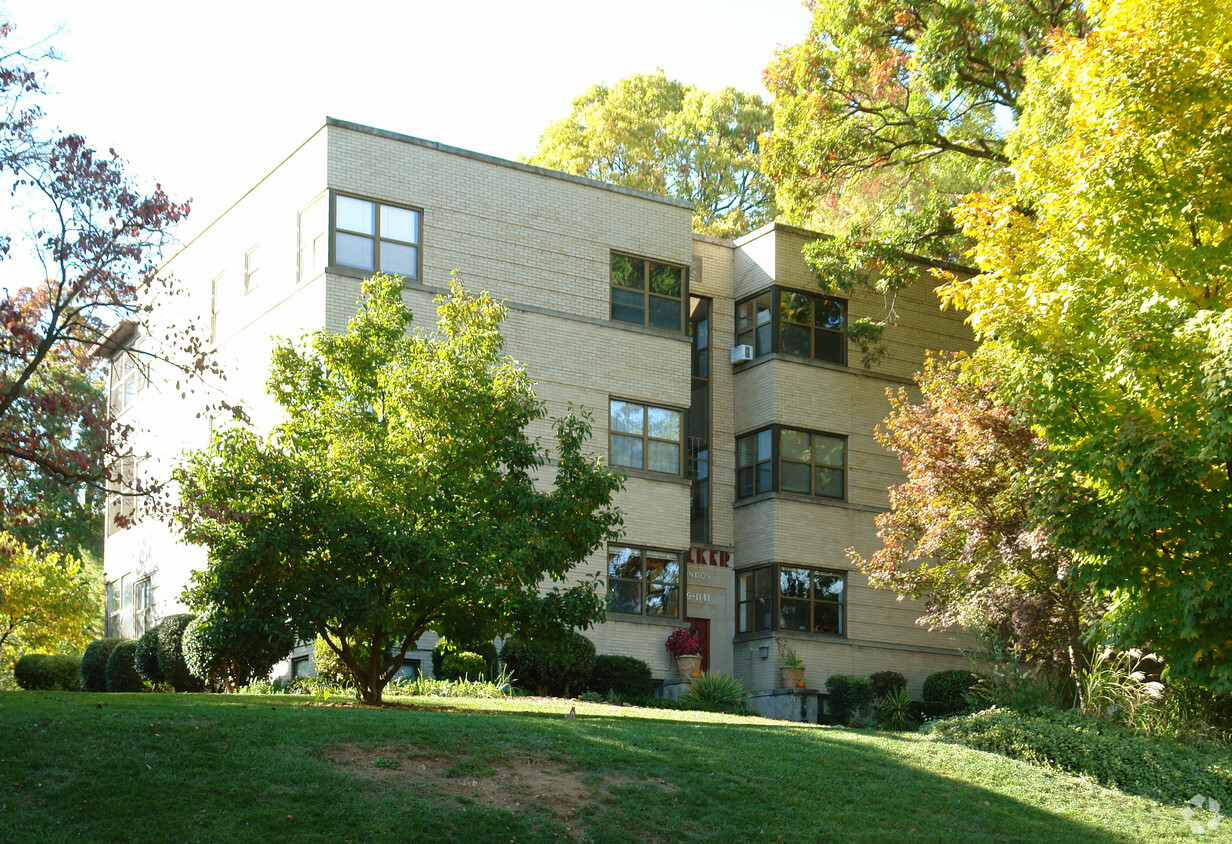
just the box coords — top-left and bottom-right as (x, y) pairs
(676, 655), (703, 680)
(780, 666), (805, 687)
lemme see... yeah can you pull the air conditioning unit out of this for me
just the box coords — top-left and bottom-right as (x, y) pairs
(730, 344), (754, 364)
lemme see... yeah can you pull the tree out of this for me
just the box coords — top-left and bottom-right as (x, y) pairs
(0, 19), (195, 522)
(939, 0), (1232, 689)
(524, 70), (775, 238)
(850, 354), (1100, 695)
(176, 275), (624, 704)
(761, 0), (1090, 360)
(0, 532), (99, 671)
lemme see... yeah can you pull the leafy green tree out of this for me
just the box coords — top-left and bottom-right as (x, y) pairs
(0, 532), (100, 673)
(851, 354), (1100, 696)
(762, 0), (1090, 360)
(525, 69), (775, 238)
(176, 275), (623, 704)
(940, 0), (1232, 688)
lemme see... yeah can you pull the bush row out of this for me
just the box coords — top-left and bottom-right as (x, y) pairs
(14, 654), (82, 690)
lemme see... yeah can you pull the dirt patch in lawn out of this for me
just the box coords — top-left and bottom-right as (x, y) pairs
(321, 744), (672, 820)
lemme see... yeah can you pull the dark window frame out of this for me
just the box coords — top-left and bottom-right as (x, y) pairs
(609, 252), (687, 333)
(609, 398), (685, 476)
(737, 563), (846, 636)
(606, 544), (684, 620)
(736, 286), (847, 365)
(331, 192), (423, 281)
(736, 425), (847, 501)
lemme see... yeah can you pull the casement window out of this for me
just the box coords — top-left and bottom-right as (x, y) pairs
(737, 564), (845, 635)
(736, 426), (846, 501)
(610, 399), (683, 475)
(105, 455), (139, 535)
(610, 253), (686, 332)
(244, 244), (262, 292)
(607, 545), (683, 618)
(297, 193), (327, 283)
(333, 194), (421, 280)
(736, 287), (846, 364)
(108, 339), (147, 416)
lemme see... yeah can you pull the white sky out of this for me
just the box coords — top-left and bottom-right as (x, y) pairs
(5, 0), (812, 242)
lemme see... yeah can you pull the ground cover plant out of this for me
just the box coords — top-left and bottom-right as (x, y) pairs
(0, 690), (1222, 843)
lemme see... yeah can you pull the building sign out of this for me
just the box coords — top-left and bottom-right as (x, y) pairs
(687, 591), (714, 604)
(687, 547), (732, 568)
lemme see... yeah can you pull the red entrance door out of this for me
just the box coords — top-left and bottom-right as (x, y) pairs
(687, 617), (711, 672)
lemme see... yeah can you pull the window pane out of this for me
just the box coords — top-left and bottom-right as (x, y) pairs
(647, 407), (681, 440)
(815, 297), (844, 329)
(779, 598), (810, 631)
(647, 441), (680, 474)
(695, 318), (709, 349)
(611, 255), (645, 290)
(611, 286), (644, 324)
(737, 466), (754, 498)
(607, 547), (642, 579)
(815, 329), (844, 363)
(756, 429), (773, 460)
(380, 205), (419, 243)
(335, 232), (375, 271)
(737, 434), (757, 467)
(780, 323), (810, 356)
(610, 400), (644, 434)
(815, 573), (845, 600)
(815, 466), (844, 499)
(814, 603), (843, 634)
(756, 462), (772, 495)
(648, 296), (681, 331)
(336, 196), (375, 234)
(780, 567), (811, 599)
(781, 461), (811, 494)
(646, 583), (679, 617)
(779, 290), (812, 324)
(606, 581), (642, 614)
(736, 300), (756, 333)
(122, 575), (134, 609)
(755, 322), (772, 356)
(696, 348), (708, 379)
(611, 434), (644, 469)
(816, 436), (845, 467)
(649, 264), (682, 297)
(380, 242), (418, 278)
(780, 429), (811, 461)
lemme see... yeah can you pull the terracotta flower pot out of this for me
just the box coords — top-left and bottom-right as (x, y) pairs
(676, 654), (702, 680)
(780, 666), (805, 688)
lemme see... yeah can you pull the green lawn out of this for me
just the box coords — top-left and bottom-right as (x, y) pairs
(0, 691), (1223, 843)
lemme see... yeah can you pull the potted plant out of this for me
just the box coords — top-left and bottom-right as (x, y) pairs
(665, 627), (704, 680)
(777, 641), (805, 688)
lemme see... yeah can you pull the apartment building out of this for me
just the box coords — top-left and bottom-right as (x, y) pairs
(101, 118), (973, 716)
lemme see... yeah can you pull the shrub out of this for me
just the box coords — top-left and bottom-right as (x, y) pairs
(14, 654), (81, 691)
(925, 707), (1232, 810)
(182, 612), (294, 691)
(80, 639), (123, 692)
(583, 654), (654, 700)
(286, 675), (341, 695)
(1163, 678), (1232, 734)
(156, 614), (204, 692)
(311, 636), (376, 687)
(680, 672), (749, 711)
(500, 630), (595, 696)
(868, 671), (907, 700)
(134, 627), (164, 684)
(825, 675), (876, 725)
(432, 638), (499, 680)
(441, 651), (488, 679)
(105, 640), (144, 692)
(875, 687), (915, 730)
(923, 669), (984, 715)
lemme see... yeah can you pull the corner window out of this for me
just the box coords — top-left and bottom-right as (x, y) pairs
(607, 545), (682, 618)
(736, 287), (846, 364)
(298, 193), (327, 283)
(610, 253), (685, 331)
(737, 426), (846, 501)
(108, 339), (147, 416)
(610, 399), (683, 475)
(738, 564), (845, 635)
(106, 455), (139, 535)
(333, 194), (421, 280)
(244, 244), (261, 292)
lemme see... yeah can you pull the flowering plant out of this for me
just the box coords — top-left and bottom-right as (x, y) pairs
(665, 627), (703, 657)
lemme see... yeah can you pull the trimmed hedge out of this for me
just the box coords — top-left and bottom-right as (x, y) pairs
(157, 614), (204, 692)
(14, 654), (81, 691)
(583, 654), (654, 700)
(432, 638), (499, 681)
(825, 675), (876, 724)
(924, 669), (984, 715)
(868, 671), (907, 700)
(501, 631), (595, 697)
(80, 639), (123, 692)
(105, 640), (144, 692)
(134, 626), (164, 684)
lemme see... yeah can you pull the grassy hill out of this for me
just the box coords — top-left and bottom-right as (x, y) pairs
(0, 691), (1221, 843)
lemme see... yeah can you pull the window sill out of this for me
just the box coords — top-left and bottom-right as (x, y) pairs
(616, 467), (691, 486)
(733, 630), (848, 644)
(608, 317), (689, 342)
(733, 491), (887, 514)
(604, 612), (687, 628)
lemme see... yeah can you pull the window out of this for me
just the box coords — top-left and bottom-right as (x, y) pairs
(244, 244), (261, 292)
(737, 426), (846, 501)
(108, 337), (147, 416)
(610, 253), (685, 331)
(106, 455), (139, 535)
(333, 194), (421, 279)
(738, 564), (845, 635)
(134, 578), (152, 613)
(607, 545), (682, 618)
(298, 194), (327, 283)
(736, 287), (846, 364)
(688, 297), (711, 541)
(610, 399), (683, 475)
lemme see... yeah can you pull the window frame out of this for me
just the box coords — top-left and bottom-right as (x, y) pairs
(244, 244), (261, 293)
(606, 544), (684, 620)
(609, 252), (688, 333)
(736, 425), (847, 502)
(737, 563), (846, 636)
(105, 455), (139, 535)
(108, 336), (148, 417)
(609, 398), (685, 477)
(297, 192), (328, 284)
(331, 192), (423, 281)
(735, 286), (847, 365)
